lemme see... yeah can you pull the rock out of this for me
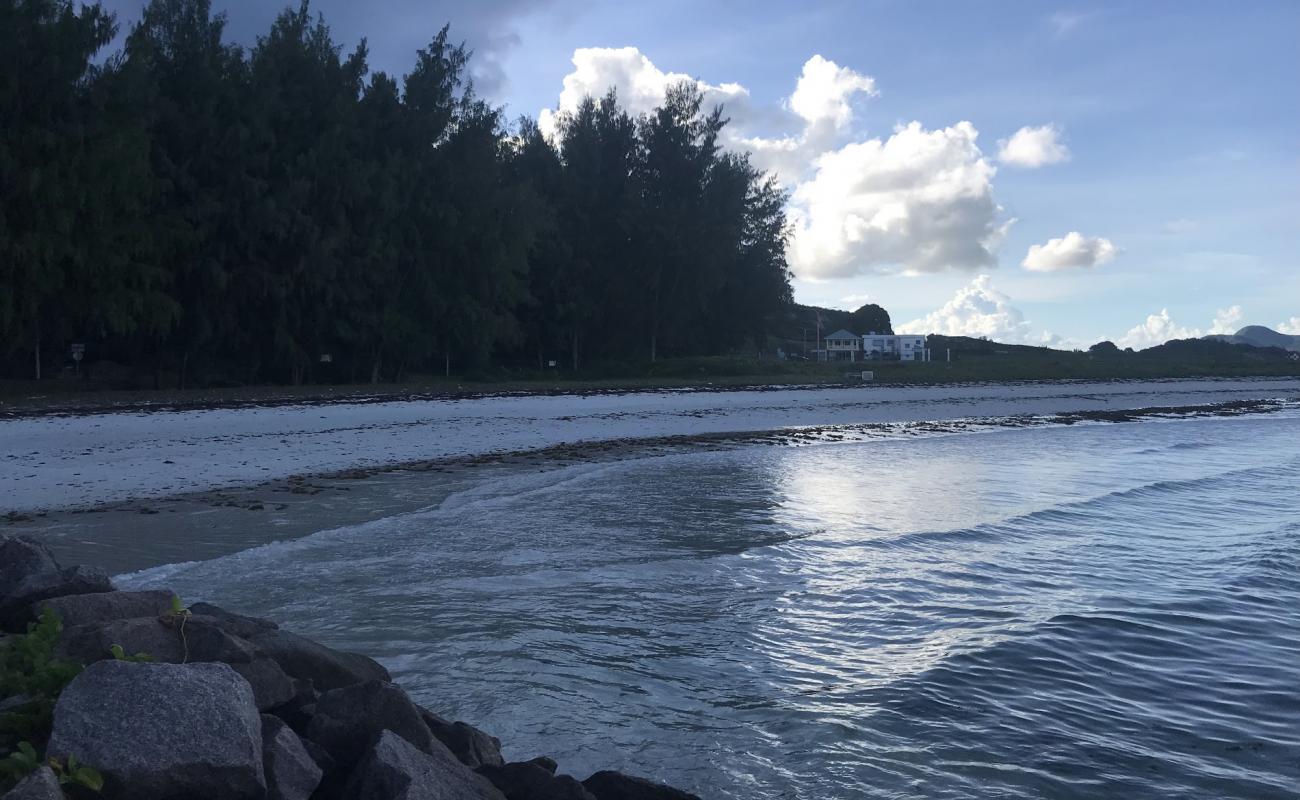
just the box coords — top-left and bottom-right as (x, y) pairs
(343, 730), (505, 800)
(232, 656), (297, 711)
(299, 737), (336, 776)
(189, 601), (278, 638)
(261, 714), (323, 800)
(0, 536), (59, 596)
(57, 615), (258, 666)
(581, 772), (701, 800)
(526, 757), (559, 775)
(269, 680), (319, 734)
(250, 628), (389, 690)
(305, 680), (434, 771)
(0, 766), (63, 800)
(421, 707), (505, 769)
(479, 762), (596, 800)
(59, 617), (186, 664)
(33, 590), (174, 628)
(46, 660), (265, 799)
(185, 615), (264, 662)
(1, 565), (112, 631)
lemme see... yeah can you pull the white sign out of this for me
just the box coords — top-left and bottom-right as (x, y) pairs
(70, 343), (85, 362)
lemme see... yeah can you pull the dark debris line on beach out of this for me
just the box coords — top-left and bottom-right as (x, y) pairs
(3, 397), (1295, 527)
(0, 535), (700, 800)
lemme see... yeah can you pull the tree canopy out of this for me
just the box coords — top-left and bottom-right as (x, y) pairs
(0, 0), (793, 385)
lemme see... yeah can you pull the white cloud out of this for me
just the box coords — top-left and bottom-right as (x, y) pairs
(997, 124), (1071, 168)
(1021, 231), (1118, 271)
(787, 54), (877, 132)
(896, 274), (1068, 347)
(540, 48), (1015, 280)
(1208, 305), (1242, 335)
(1277, 317), (1300, 335)
(835, 292), (873, 310)
(1162, 218), (1197, 234)
(789, 122), (1008, 278)
(536, 47), (753, 141)
(1117, 309), (1201, 349)
(1049, 11), (1087, 36)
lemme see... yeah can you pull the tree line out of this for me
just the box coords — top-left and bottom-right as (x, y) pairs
(0, 0), (792, 385)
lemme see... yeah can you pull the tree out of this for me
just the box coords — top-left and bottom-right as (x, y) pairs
(0, 0), (118, 377)
(848, 303), (892, 335)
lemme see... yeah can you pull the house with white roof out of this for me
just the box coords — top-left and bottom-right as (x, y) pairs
(862, 332), (930, 362)
(814, 329), (930, 362)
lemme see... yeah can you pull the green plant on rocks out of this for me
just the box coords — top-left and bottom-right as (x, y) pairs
(108, 644), (153, 663)
(49, 753), (105, 793)
(0, 609), (81, 749)
(0, 741), (40, 782)
(159, 595), (193, 663)
(0, 609), (104, 794)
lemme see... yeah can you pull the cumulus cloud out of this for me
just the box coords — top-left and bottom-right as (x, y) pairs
(1208, 304), (1243, 335)
(787, 55), (877, 132)
(895, 274), (1067, 347)
(1021, 231), (1118, 272)
(536, 47), (753, 141)
(789, 122), (1008, 277)
(1116, 309), (1202, 349)
(997, 124), (1070, 168)
(540, 47), (1018, 280)
(1277, 317), (1300, 335)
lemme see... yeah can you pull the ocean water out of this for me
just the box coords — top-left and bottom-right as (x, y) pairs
(121, 412), (1300, 799)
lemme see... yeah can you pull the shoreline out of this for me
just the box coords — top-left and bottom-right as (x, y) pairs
(3, 377), (1299, 515)
(9, 396), (1297, 575)
(4, 373), (1298, 421)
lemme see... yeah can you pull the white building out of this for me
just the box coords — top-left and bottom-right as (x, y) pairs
(819, 329), (862, 361)
(862, 333), (930, 362)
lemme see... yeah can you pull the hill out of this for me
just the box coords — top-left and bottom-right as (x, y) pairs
(1205, 325), (1300, 352)
(766, 303), (894, 357)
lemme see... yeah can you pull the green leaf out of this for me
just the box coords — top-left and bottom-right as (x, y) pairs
(73, 764), (104, 792)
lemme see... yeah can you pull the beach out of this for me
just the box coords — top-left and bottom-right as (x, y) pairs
(6, 377), (1300, 515)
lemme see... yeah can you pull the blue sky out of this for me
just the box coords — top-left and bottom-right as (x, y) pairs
(105, 0), (1300, 348)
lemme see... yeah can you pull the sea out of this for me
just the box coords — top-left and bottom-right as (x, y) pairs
(120, 410), (1300, 799)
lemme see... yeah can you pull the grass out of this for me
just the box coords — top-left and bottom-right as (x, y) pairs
(2, 350), (1297, 416)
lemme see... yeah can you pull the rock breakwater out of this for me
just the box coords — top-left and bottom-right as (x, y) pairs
(0, 534), (700, 800)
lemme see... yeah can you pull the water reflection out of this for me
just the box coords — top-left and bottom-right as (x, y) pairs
(120, 414), (1300, 799)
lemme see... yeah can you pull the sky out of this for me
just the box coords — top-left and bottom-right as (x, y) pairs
(102, 0), (1300, 349)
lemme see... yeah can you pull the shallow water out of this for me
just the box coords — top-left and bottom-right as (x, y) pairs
(122, 413), (1300, 798)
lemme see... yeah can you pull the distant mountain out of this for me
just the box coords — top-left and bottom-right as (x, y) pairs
(1205, 325), (1300, 352)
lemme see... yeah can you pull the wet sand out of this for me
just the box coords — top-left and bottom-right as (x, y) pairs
(8, 393), (1296, 574)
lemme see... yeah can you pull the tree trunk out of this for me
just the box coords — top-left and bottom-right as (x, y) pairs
(370, 354), (381, 384)
(444, 351), (450, 378)
(571, 330), (579, 372)
(180, 351), (189, 391)
(33, 336), (41, 381)
(650, 331), (657, 363)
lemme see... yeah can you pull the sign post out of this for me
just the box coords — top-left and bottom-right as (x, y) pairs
(70, 343), (85, 378)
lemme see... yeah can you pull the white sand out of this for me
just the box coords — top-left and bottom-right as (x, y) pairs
(4, 378), (1298, 512)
